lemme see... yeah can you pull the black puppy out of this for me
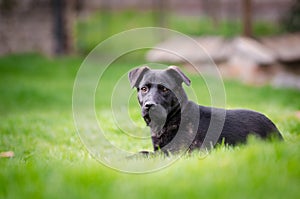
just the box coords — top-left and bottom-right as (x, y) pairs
(128, 66), (283, 154)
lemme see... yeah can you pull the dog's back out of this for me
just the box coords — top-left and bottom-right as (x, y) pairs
(195, 105), (283, 147)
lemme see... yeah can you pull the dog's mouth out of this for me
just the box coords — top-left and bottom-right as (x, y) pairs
(142, 107), (151, 125)
(143, 113), (151, 125)
(142, 105), (167, 127)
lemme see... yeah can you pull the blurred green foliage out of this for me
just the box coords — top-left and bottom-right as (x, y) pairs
(282, 0), (300, 32)
(75, 10), (283, 53)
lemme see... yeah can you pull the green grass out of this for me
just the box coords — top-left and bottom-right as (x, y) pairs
(1, 54), (300, 199)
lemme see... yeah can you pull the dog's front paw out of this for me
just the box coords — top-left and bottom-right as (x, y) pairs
(126, 150), (154, 159)
(139, 150), (155, 157)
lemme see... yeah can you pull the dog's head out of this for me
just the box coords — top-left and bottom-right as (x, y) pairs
(128, 66), (190, 126)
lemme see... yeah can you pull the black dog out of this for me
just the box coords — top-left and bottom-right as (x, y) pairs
(128, 66), (283, 154)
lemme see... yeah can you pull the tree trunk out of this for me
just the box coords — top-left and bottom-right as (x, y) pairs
(153, 0), (167, 28)
(52, 0), (75, 55)
(242, 0), (253, 37)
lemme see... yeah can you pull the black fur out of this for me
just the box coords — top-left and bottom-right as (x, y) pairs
(128, 66), (283, 153)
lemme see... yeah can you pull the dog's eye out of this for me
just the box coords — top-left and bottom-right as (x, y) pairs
(140, 86), (148, 93)
(161, 86), (169, 93)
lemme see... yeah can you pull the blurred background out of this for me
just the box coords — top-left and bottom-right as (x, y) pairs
(0, 0), (300, 88)
(1, 2), (300, 198)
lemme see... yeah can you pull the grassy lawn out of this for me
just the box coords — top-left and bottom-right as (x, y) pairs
(1, 53), (300, 199)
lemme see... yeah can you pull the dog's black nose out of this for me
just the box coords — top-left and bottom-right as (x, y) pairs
(144, 102), (155, 109)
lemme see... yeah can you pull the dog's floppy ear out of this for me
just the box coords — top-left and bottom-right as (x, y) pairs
(166, 66), (191, 86)
(128, 66), (150, 88)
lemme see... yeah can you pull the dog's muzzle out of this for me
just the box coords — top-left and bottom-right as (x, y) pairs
(142, 103), (167, 127)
